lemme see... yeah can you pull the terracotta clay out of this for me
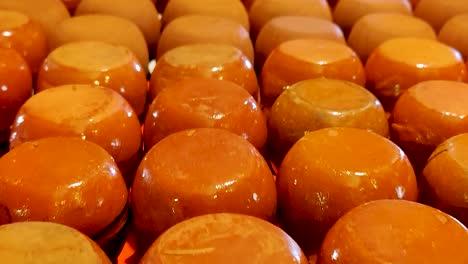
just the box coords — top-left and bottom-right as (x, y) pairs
(415, 0), (468, 31)
(75, 0), (161, 48)
(50, 14), (149, 69)
(140, 214), (308, 264)
(157, 15), (254, 62)
(9, 84), (142, 185)
(163, 0), (249, 30)
(392, 80), (468, 174)
(277, 127), (418, 253)
(132, 128), (276, 247)
(255, 16), (345, 69)
(268, 78), (389, 162)
(422, 133), (468, 227)
(248, 0), (332, 39)
(149, 43), (258, 100)
(0, 0), (70, 42)
(0, 48), (32, 143)
(333, 0), (412, 32)
(37, 41), (147, 116)
(365, 37), (466, 111)
(439, 14), (468, 59)
(144, 79), (267, 150)
(261, 38), (365, 107)
(320, 200), (468, 264)
(0, 222), (112, 264)
(348, 13), (436, 62)
(0, 10), (48, 74)
(0, 137), (128, 238)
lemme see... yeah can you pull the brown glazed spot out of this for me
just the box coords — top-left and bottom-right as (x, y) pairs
(0, 204), (11, 225)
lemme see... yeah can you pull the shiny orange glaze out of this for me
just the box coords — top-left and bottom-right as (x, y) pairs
(365, 38), (466, 111)
(0, 137), (127, 237)
(0, 10), (48, 74)
(132, 128), (277, 244)
(37, 41), (147, 116)
(163, 0), (249, 30)
(415, 0), (468, 31)
(269, 78), (389, 161)
(9, 84), (142, 184)
(0, 0), (70, 42)
(150, 43), (258, 99)
(439, 14), (468, 59)
(333, 0), (412, 32)
(255, 16), (345, 69)
(140, 214), (308, 264)
(0, 48), (32, 143)
(144, 79), (267, 150)
(422, 133), (468, 227)
(348, 13), (436, 62)
(0, 222), (112, 264)
(75, 0), (161, 48)
(262, 39), (365, 107)
(392, 80), (468, 173)
(50, 14), (149, 69)
(277, 127), (418, 253)
(320, 200), (468, 264)
(248, 0), (332, 39)
(157, 15), (254, 62)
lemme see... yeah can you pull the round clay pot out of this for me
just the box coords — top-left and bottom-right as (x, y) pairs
(277, 127), (418, 253)
(140, 213), (308, 264)
(149, 43), (258, 100)
(365, 37), (466, 111)
(37, 41), (147, 116)
(392, 80), (468, 174)
(0, 222), (112, 264)
(144, 78), (267, 150)
(0, 137), (128, 240)
(0, 48), (32, 143)
(157, 15), (254, 62)
(9, 84), (142, 186)
(348, 13), (436, 62)
(0, 10), (48, 74)
(50, 14), (149, 69)
(320, 200), (468, 263)
(132, 128), (276, 248)
(261, 38), (365, 107)
(268, 78), (389, 162)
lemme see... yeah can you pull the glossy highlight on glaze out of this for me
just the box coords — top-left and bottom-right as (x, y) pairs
(261, 39), (365, 106)
(422, 133), (468, 226)
(9, 84), (142, 184)
(150, 43), (258, 99)
(277, 127), (418, 253)
(255, 16), (345, 68)
(366, 38), (467, 110)
(140, 214), (308, 264)
(392, 80), (468, 173)
(132, 128), (277, 244)
(268, 78), (389, 161)
(0, 10), (48, 74)
(156, 15), (254, 62)
(0, 48), (32, 142)
(37, 41), (147, 116)
(0, 137), (128, 237)
(320, 200), (468, 264)
(144, 78), (267, 150)
(348, 13), (437, 62)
